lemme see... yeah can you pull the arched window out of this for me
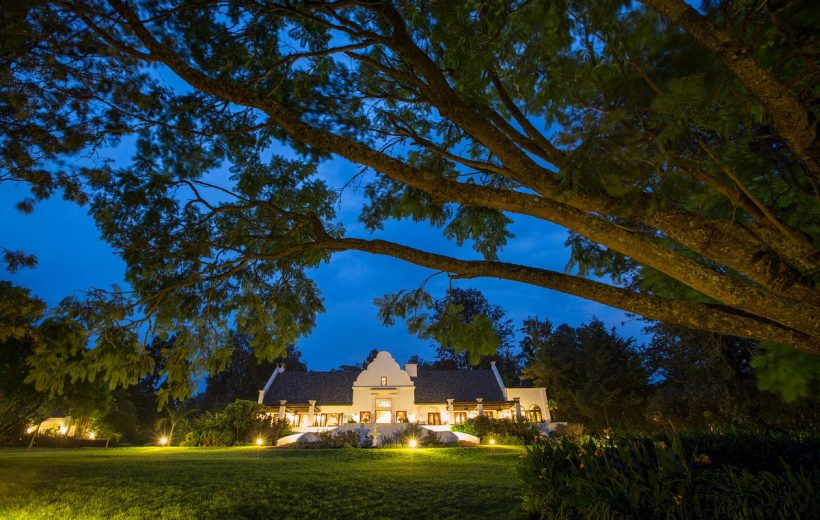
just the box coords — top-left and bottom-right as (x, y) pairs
(527, 405), (543, 423)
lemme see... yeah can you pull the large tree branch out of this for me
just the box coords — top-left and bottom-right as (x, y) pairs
(322, 237), (819, 355)
(486, 67), (566, 167)
(641, 0), (818, 176)
(102, 0), (820, 335)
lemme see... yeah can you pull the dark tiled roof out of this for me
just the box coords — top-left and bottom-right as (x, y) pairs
(414, 369), (505, 403)
(262, 371), (359, 406)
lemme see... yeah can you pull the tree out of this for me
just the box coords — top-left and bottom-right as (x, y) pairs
(0, 282), (117, 443)
(523, 318), (649, 431)
(643, 322), (758, 429)
(336, 348), (380, 371)
(428, 288), (516, 368)
(154, 407), (198, 446)
(643, 322), (820, 432)
(200, 334), (306, 409)
(3, 1), (818, 399)
(0, 282), (48, 442)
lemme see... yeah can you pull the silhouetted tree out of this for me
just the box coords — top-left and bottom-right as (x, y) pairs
(524, 318), (649, 432)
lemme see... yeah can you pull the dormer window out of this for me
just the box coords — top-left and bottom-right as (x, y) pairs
(380, 376), (387, 386)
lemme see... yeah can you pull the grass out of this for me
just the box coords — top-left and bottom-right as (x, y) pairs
(0, 446), (525, 519)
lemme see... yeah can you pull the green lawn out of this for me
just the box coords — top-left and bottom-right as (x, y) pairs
(0, 446), (526, 519)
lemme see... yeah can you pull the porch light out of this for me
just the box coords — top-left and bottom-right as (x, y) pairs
(408, 438), (418, 448)
(159, 436), (168, 446)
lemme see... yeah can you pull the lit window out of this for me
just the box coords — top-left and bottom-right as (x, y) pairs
(380, 376), (387, 386)
(454, 412), (467, 425)
(396, 411), (407, 422)
(375, 398), (392, 409)
(360, 412), (371, 423)
(427, 413), (441, 425)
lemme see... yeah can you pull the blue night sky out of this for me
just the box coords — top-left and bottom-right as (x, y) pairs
(0, 69), (647, 372)
(0, 171), (646, 371)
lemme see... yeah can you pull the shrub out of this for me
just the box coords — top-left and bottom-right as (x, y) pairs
(182, 400), (291, 446)
(519, 431), (820, 519)
(395, 422), (426, 446)
(453, 417), (541, 444)
(300, 429), (372, 448)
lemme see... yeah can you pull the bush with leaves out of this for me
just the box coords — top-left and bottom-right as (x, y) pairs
(181, 399), (290, 446)
(520, 431), (819, 519)
(298, 429), (373, 449)
(452, 416), (541, 444)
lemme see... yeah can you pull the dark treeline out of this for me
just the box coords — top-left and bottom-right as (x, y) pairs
(2, 282), (817, 446)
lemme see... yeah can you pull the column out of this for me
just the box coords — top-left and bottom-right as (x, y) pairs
(514, 397), (522, 420)
(447, 398), (454, 424)
(279, 400), (287, 422)
(308, 400), (316, 427)
(476, 398), (484, 417)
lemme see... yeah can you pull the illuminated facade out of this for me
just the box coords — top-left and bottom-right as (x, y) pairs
(258, 351), (550, 431)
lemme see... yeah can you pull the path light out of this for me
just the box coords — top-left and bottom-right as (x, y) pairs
(408, 438), (418, 448)
(256, 437), (264, 446)
(489, 438), (496, 445)
(159, 436), (168, 446)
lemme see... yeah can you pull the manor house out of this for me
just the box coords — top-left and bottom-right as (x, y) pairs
(257, 351), (550, 431)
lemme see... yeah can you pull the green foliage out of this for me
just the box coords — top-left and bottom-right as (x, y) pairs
(520, 431), (820, 519)
(183, 399), (290, 446)
(452, 416), (541, 445)
(0, 282), (121, 444)
(523, 318), (649, 432)
(299, 429), (373, 449)
(751, 342), (820, 402)
(2, 0), (819, 400)
(643, 323), (820, 432)
(199, 334), (306, 411)
(377, 287), (517, 371)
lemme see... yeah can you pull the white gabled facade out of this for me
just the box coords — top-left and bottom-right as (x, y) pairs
(258, 350), (551, 431)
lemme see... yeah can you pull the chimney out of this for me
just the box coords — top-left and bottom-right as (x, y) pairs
(404, 363), (418, 378)
(489, 360), (506, 394)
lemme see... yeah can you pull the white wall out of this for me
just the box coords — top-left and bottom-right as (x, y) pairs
(352, 351), (416, 423)
(506, 387), (551, 422)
